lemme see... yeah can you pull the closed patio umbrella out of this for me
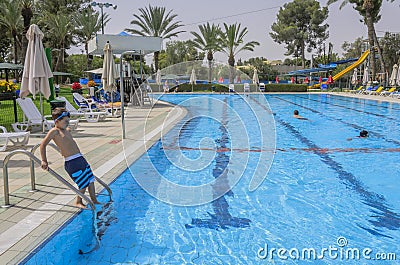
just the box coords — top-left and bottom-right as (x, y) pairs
(189, 68), (196, 92)
(389, 64), (398, 86)
(20, 24), (53, 132)
(351, 68), (358, 85)
(252, 69), (259, 84)
(275, 75), (279, 84)
(155, 69), (162, 92)
(102, 41), (118, 115)
(291, 76), (295, 84)
(397, 65), (400, 86)
(362, 66), (369, 85)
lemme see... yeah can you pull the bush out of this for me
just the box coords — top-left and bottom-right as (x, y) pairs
(265, 84), (307, 92)
(175, 83), (229, 93)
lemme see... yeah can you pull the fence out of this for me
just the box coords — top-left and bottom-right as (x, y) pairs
(0, 93), (20, 131)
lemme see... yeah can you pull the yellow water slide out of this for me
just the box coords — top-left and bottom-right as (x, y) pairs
(310, 49), (370, 89)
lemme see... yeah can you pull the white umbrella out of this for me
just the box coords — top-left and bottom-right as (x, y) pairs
(189, 68), (196, 92)
(389, 64), (398, 86)
(351, 68), (358, 85)
(155, 69), (162, 92)
(102, 41), (118, 114)
(397, 65), (400, 86)
(20, 24), (53, 132)
(362, 65), (369, 85)
(252, 69), (259, 84)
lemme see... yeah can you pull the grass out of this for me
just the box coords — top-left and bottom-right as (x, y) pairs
(0, 87), (75, 131)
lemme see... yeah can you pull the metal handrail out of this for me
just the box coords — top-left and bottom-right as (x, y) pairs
(2, 149), (94, 210)
(31, 143), (113, 201)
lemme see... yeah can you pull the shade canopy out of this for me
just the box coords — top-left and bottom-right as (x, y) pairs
(20, 24), (53, 100)
(53, 71), (73, 76)
(0, 62), (23, 70)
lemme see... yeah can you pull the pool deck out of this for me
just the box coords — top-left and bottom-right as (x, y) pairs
(0, 100), (186, 264)
(0, 91), (399, 264)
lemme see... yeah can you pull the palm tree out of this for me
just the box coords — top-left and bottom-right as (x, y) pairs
(125, 5), (184, 72)
(73, 9), (105, 72)
(20, 0), (34, 64)
(44, 12), (74, 72)
(0, 0), (22, 66)
(191, 22), (223, 83)
(221, 23), (260, 83)
(327, 0), (386, 82)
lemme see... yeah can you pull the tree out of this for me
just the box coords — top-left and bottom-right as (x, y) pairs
(327, 0), (394, 81)
(0, 0), (22, 66)
(20, 0), (34, 64)
(165, 40), (203, 66)
(341, 37), (366, 59)
(73, 8), (105, 72)
(270, 0), (329, 69)
(125, 5), (184, 71)
(221, 23), (260, 83)
(380, 32), (400, 71)
(42, 12), (74, 72)
(191, 22), (223, 83)
(241, 57), (279, 81)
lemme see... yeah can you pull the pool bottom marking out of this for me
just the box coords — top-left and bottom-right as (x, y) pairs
(185, 97), (251, 230)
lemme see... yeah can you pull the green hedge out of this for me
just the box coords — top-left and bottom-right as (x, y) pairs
(265, 84), (307, 92)
(175, 83), (229, 93)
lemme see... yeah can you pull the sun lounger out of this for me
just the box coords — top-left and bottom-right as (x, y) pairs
(13, 97), (79, 132)
(0, 126), (30, 151)
(56, 96), (107, 123)
(380, 87), (397, 97)
(369, 86), (383, 95)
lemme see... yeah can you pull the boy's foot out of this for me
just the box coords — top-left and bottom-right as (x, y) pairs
(75, 202), (88, 209)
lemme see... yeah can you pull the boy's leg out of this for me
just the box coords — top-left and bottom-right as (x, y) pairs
(75, 188), (87, 209)
(88, 182), (101, 204)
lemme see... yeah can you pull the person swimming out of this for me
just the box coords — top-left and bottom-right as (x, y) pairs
(359, 130), (369, 138)
(293, 110), (308, 120)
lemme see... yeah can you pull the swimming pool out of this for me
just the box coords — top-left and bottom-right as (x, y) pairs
(22, 94), (399, 264)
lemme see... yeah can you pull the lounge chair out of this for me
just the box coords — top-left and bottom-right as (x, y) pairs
(243, 83), (250, 92)
(380, 87), (396, 97)
(259, 82), (265, 92)
(12, 97), (79, 132)
(369, 86), (383, 95)
(56, 96), (107, 123)
(72, 92), (98, 112)
(73, 92), (120, 116)
(0, 126), (30, 151)
(349, 85), (363, 94)
(229, 84), (235, 93)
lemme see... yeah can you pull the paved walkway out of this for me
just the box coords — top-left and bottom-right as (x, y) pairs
(0, 100), (186, 264)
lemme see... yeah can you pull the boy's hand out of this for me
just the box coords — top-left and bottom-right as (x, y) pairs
(41, 161), (49, 170)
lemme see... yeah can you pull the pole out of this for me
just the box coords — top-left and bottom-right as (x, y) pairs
(101, 5), (104, 34)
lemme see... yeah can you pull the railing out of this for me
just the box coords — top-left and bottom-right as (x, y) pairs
(1, 143), (112, 207)
(31, 143), (113, 201)
(2, 149), (94, 209)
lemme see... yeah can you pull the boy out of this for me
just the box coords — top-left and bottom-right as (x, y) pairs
(40, 107), (100, 208)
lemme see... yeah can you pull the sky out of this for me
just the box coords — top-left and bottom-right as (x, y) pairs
(77, 0), (400, 63)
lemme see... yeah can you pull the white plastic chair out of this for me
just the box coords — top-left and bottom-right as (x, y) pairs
(259, 83), (265, 92)
(57, 96), (107, 123)
(244, 83), (250, 92)
(0, 126), (30, 151)
(229, 84), (235, 93)
(13, 97), (79, 132)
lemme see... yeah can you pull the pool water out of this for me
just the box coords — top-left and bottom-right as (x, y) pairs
(22, 94), (400, 264)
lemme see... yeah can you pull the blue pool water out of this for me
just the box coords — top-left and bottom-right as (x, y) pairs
(22, 94), (400, 264)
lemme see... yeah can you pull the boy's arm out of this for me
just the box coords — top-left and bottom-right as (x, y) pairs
(39, 129), (58, 170)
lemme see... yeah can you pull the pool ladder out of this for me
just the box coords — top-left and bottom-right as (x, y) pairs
(2, 143), (112, 208)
